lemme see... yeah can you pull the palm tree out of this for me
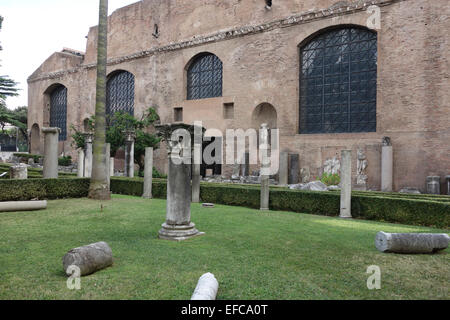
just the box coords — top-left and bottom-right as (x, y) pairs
(88, 0), (110, 200)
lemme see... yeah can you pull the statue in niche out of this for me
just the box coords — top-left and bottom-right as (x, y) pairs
(382, 137), (392, 146)
(300, 167), (311, 183)
(323, 157), (340, 175)
(356, 149), (368, 187)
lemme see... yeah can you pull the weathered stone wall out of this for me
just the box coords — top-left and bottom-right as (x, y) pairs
(27, 0), (450, 192)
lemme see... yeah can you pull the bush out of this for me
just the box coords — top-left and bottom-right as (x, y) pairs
(110, 177), (166, 198)
(0, 163), (76, 179)
(2, 176), (448, 228)
(12, 153), (42, 163)
(110, 178), (449, 228)
(0, 178), (90, 201)
(58, 156), (72, 167)
(137, 167), (167, 179)
(320, 173), (340, 186)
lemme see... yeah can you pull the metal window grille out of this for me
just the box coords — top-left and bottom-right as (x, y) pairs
(50, 86), (67, 141)
(299, 27), (378, 134)
(106, 71), (135, 118)
(187, 53), (223, 100)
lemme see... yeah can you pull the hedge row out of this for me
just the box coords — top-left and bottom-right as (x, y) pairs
(328, 190), (450, 203)
(0, 163), (76, 179)
(0, 178), (90, 202)
(110, 177), (167, 199)
(1, 177), (448, 228)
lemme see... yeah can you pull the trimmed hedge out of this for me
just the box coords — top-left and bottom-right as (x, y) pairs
(0, 163), (76, 179)
(112, 178), (449, 228)
(110, 177), (167, 198)
(1, 176), (448, 228)
(0, 178), (90, 201)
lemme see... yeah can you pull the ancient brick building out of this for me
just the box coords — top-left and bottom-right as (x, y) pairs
(27, 0), (450, 193)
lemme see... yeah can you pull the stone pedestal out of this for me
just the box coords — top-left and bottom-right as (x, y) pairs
(426, 176), (441, 195)
(340, 150), (352, 218)
(10, 164), (27, 180)
(446, 176), (450, 196)
(77, 149), (85, 178)
(288, 154), (299, 185)
(42, 127), (60, 179)
(279, 152), (289, 186)
(381, 140), (393, 192)
(84, 134), (93, 178)
(157, 123), (204, 241)
(124, 131), (135, 178)
(143, 147), (153, 199)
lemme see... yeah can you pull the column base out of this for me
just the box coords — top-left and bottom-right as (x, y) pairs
(158, 222), (205, 241)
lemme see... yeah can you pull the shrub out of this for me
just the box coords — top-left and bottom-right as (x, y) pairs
(137, 167), (167, 179)
(58, 156), (72, 167)
(12, 153), (42, 163)
(2, 176), (448, 228)
(110, 177), (167, 199)
(320, 173), (340, 186)
(0, 178), (90, 201)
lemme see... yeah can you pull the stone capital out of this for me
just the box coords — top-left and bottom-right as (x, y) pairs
(41, 127), (61, 135)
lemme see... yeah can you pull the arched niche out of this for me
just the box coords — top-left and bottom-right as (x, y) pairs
(30, 123), (41, 155)
(251, 103), (278, 130)
(43, 83), (68, 141)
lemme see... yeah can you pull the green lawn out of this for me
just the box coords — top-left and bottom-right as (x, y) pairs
(0, 195), (448, 300)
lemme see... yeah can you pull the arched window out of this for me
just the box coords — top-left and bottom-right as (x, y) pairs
(106, 70), (135, 117)
(187, 53), (223, 100)
(49, 85), (67, 141)
(299, 27), (377, 134)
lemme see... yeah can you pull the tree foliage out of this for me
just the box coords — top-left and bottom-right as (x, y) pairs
(0, 16), (19, 107)
(71, 107), (161, 172)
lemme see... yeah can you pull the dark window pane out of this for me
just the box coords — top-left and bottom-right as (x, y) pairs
(300, 27), (377, 134)
(106, 71), (135, 118)
(187, 54), (223, 100)
(50, 86), (67, 141)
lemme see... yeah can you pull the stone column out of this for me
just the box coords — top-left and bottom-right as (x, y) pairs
(10, 164), (27, 180)
(157, 123), (204, 241)
(124, 131), (135, 178)
(143, 147), (153, 199)
(105, 143), (111, 189)
(279, 152), (289, 186)
(192, 162), (201, 203)
(42, 127), (60, 179)
(381, 137), (393, 192)
(340, 150), (352, 218)
(84, 134), (93, 178)
(375, 232), (449, 254)
(288, 154), (299, 184)
(110, 158), (115, 177)
(260, 124), (270, 211)
(446, 176), (450, 196)
(77, 149), (85, 178)
(426, 176), (441, 195)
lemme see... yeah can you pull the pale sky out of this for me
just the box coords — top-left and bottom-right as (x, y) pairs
(0, 0), (140, 110)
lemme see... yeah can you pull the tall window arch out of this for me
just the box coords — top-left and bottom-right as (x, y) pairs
(299, 26), (378, 134)
(106, 70), (135, 118)
(49, 85), (67, 141)
(187, 53), (223, 100)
